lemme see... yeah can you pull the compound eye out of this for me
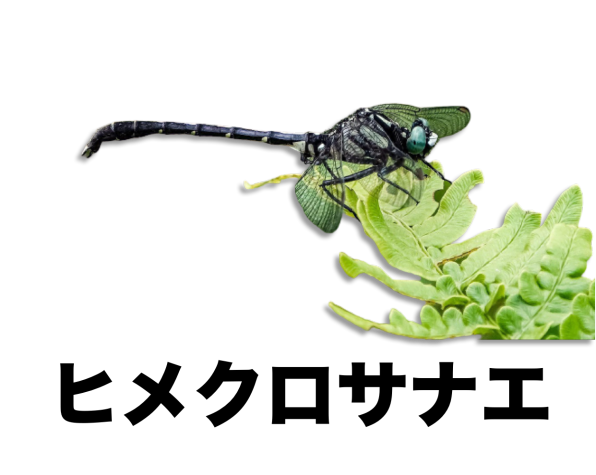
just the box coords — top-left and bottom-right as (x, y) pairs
(412, 118), (429, 129)
(407, 126), (426, 155)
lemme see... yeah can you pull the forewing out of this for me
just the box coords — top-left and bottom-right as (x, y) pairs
(371, 104), (471, 138)
(295, 145), (345, 233)
(371, 104), (420, 130)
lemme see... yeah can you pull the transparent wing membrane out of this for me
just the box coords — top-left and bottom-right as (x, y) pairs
(295, 106), (458, 232)
(342, 160), (426, 209)
(340, 113), (427, 209)
(371, 104), (471, 138)
(83, 104), (465, 234)
(278, 103), (472, 233)
(358, 123), (389, 149)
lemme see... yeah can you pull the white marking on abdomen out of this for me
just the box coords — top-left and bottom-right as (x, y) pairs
(290, 141), (306, 153)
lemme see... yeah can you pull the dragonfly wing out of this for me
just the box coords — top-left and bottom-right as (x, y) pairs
(371, 104), (471, 138)
(341, 116), (425, 208)
(380, 153), (427, 207)
(345, 162), (423, 210)
(388, 154), (430, 201)
(295, 144), (345, 233)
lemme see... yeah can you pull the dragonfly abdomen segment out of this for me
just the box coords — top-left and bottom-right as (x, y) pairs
(82, 121), (308, 158)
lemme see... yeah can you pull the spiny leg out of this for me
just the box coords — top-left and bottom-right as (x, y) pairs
(403, 163), (428, 180)
(321, 185), (359, 221)
(322, 166), (378, 186)
(347, 144), (420, 204)
(378, 168), (420, 204)
(423, 160), (451, 184)
(382, 142), (425, 178)
(321, 161), (358, 219)
(321, 166), (379, 221)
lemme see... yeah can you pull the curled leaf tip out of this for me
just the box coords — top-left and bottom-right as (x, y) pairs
(331, 169), (592, 340)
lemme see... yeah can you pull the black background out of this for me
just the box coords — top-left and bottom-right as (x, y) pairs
(59, 47), (590, 362)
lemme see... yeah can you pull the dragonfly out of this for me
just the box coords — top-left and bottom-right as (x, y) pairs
(82, 104), (471, 233)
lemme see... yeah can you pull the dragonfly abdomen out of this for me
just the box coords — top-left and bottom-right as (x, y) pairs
(82, 121), (308, 158)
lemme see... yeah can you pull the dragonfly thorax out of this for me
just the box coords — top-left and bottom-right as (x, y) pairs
(356, 108), (374, 119)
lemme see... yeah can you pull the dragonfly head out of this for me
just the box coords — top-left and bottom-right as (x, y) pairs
(407, 118), (439, 156)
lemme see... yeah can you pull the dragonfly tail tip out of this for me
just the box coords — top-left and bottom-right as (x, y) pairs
(81, 146), (94, 159)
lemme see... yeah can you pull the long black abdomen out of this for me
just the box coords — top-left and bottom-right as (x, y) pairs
(82, 121), (308, 158)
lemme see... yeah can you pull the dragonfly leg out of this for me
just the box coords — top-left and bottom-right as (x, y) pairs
(349, 134), (389, 163)
(383, 138), (430, 181)
(399, 161), (426, 181)
(300, 153), (312, 165)
(341, 150), (420, 204)
(320, 167), (379, 221)
(321, 166), (378, 186)
(382, 157), (424, 182)
(321, 185), (359, 221)
(423, 160), (451, 183)
(321, 161), (374, 219)
(377, 168), (420, 204)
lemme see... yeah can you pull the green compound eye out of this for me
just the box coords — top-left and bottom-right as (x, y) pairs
(407, 126), (426, 155)
(419, 118), (429, 128)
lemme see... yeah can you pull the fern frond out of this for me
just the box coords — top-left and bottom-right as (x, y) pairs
(329, 169), (594, 340)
